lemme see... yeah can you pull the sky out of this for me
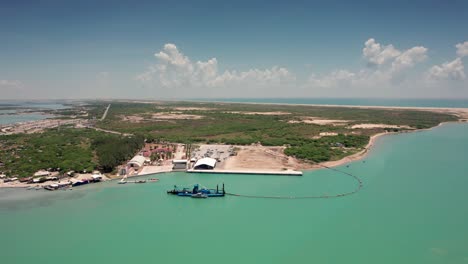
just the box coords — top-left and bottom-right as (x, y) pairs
(0, 0), (467, 100)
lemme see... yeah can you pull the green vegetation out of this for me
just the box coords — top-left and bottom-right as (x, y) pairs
(0, 128), (143, 177)
(284, 134), (369, 162)
(93, 134), (144, 172)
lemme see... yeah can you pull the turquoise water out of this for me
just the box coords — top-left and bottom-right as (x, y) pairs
(1, 123), (468, 263)
(0, 113), (54, 125)
(194, 98), (468, 108)
(0, 102), (65, 125)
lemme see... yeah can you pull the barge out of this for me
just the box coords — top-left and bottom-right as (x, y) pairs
(167, 184), (225, 198)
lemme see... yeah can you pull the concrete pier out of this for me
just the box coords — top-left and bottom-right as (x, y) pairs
(186, 169), (302, 176)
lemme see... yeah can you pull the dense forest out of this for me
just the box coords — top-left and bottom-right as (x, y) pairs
(0, 128), (144, 177)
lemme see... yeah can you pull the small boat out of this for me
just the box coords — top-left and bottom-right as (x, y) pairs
(135, 180), (146, 184)
(44, 184), (59, 191)
(149, 178), (159, 182)
(191, 193), (208, 198)
(118, 176), (128, 184)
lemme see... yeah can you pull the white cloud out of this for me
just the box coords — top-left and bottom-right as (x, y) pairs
(363, 38), (401, 65)
(307, 39), (428, 92)
(456, 41), (468, 58)
(428, 58), (465, 80)
(307, 70), (356, 88)
(391, 46), (428, 72)
(136, 43), (295, 97)
(135, 40), (464, 99)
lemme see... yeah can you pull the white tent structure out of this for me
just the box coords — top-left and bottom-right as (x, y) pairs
(127, 156), (146, 169)
(193, 158), (217, 170)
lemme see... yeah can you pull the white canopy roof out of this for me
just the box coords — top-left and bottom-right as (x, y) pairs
(193, 158), (217, 169)
(128, 155), (146, 167)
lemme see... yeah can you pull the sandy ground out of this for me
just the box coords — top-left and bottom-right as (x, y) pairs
(350, 124), (413, 129)
(152, 112), (203, 120)
(172, 107), (214, 111)
(319, 132), (338, 136)
(288, 118), (350, 126)
(120, 115), (144, 123)
(218, 146), (303, 171)
(225, 111), (291, 115)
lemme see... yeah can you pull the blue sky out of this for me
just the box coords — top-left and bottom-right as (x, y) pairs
(1, 0), (467, 99)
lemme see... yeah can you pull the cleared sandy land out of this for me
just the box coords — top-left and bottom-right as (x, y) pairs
(319, 132), (338, 136)
(225, 111), (291, 115)
(152, 112), (203, 120)
(120, 115), (144, 123)
(173, 107), (214, 111)
(350, 124), (413, 129)
(288, 118), (350, 126)
(218, 145), (308, 171)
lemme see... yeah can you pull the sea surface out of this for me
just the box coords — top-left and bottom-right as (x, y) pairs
(0, 102), (66, 125)
(194, 98), (468, 108)
(1, 122), (468, 263)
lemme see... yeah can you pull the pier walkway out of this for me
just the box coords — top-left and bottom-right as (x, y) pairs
(187, 169), (302, 176)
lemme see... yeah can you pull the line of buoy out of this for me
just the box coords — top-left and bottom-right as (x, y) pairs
(225, 163), (363, 199)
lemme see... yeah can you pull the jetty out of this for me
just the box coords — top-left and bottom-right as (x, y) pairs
(186, 169), (302, 176)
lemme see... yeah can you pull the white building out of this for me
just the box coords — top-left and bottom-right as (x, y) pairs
(193, 158), (217, 170)
(172, 159), (188, 170)
(127, 155), (146, 169)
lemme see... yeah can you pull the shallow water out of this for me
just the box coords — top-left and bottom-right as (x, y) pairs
(0, 113), (54, 125)
(1, 123), (468, 263)
(0, 102), (66, 125)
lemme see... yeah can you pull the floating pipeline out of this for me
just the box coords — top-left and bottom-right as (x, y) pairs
(225, 163), (363, 200)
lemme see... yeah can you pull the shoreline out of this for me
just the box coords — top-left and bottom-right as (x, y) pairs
(308, 120), (466, 170)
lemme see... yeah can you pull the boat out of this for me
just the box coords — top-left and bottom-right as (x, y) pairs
(118, 176), (128, 184)
(44, 184), (59, 191)
(135, 180), (146, 184)
(44, 182), (71, 191)
(91, 171), (103, 182)
(167, 184), (225, 198)
(72, 180), (89, 187)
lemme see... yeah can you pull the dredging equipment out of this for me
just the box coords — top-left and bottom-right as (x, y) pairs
(167, 183), (225, 198)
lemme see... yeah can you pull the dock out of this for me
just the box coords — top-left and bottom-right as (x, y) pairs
(186, 169), (302, 176)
